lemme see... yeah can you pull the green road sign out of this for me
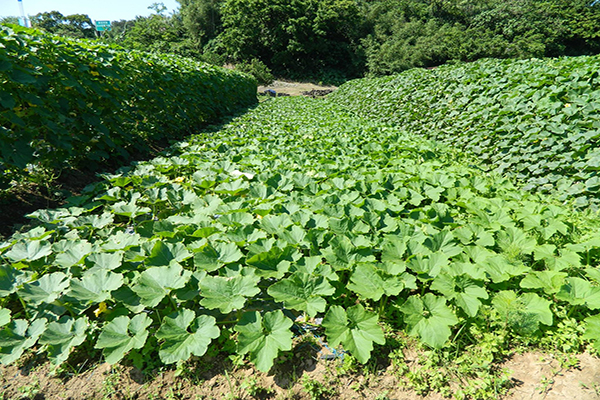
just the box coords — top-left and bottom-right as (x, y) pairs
(95, 20), (111, 32)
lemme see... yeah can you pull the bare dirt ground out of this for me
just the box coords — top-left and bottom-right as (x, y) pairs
(504, 352), (600, 400)
(2, 350), (600, 399)
(257, 80), (337, 97)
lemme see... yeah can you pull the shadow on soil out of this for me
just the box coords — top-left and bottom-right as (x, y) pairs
(0, 103), (259, 241)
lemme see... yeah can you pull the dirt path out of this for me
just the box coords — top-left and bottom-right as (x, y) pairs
(2, 351), (600, 399)
(504, 352), (600, 400)
(257, 80), (337, 97)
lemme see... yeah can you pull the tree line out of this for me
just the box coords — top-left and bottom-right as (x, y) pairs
(4, 0), (600, 83)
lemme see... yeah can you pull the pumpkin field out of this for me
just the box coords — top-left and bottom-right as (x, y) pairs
(3, 25), (600, 399)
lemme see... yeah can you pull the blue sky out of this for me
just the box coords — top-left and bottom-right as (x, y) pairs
(1, 0), (181, 22)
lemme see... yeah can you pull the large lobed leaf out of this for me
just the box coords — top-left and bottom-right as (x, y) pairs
(400, 293), (458, 349)
(322, 304), (385, 363)
(155, 309), (220, 364)
(235, 310), (293, 372)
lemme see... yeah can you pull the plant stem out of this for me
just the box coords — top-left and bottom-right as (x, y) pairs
(217, 319), (240, 325)
(378, 295), (388, 317)
(169, 295), (178, 310)
(300, 320), (323, 328)
(587, 250), (591, 266)
(452, 322), (467, 354)
(18, 298), (30, 320)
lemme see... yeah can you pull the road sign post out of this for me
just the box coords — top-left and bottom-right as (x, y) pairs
(95, 20), (111, 32)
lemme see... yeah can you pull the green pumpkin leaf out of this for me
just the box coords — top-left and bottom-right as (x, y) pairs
(545, 249), (581, 271)
(101, 231), (141, 251)
(267, 272), (335, 317)
(520, 270), (567, 295)
(111, 201), (151, 218)
(18, 272), (70, 306)
(324, 235), (365, 270)
(260, 214), (293, 235)
(219, 212), (255, 227)
(199, 271), (260, 314)
(322, 304), (385, 363)
(146, 241), (191, 267)
(67, 270), (124, 309)
(0, 308), (10, 327)
(246, 246), (297, 278)
(235, 310), (293, 372)
(131, 263), (191, 308)
(86, 252), (124, 270)
(39, 316), (88, 366)
(95, 314), (152, 364)
(482, 254), (528, 283)
(0, 318), (47, 365)
(111, 286), (145, 313)
(156, 310), (220, 364)
(431, 273), (488, 317)
(278, 225), (307, 246)
(556, 277), (600, 309)
(347, 263), (406, 301)
(0, 265), (29, 297)
(407, 253), (448, 280)
(290, 256), (339, 281)
(583, 314), (600, 352)
(4, 240), (52, 262)
(424, 231), (462, 257)
(520, 293), (553, 326)
(533, 244), (557, 261)
(214, 179), (249, 195)
(492, 291), (553, 334)
(586, 268), (600, 284)
(54, 240), (93, 268)
(399, 293), (458, 349)
(380, 237), (407, 263)
(474, 230), (495, 247)
(496, 227), (536, 257)
(194, 242), (244, 272)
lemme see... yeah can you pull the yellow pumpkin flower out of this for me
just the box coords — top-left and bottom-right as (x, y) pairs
(94, 302), (108, 317)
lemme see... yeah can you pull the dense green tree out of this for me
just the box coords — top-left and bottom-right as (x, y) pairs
(177, 0), (223, 46)
(362, 0), (600, 76)
(30, 11), (95, 39)
(26, 0), (600, 80)
(102, 3), (198, 58)
(119, 13), (185, 53)
(0, 16), (20, 25)
(217, 0), (366, 80)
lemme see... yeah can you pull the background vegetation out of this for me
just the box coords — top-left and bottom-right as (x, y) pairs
(14, 0), (600, 82)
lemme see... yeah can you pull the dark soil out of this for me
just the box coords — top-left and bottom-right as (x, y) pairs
(0, 138), (177, 240)
(0, 132), (181, 240)
(0, 168), (96, 240)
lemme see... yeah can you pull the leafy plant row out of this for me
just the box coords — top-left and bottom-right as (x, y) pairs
(330, 56), (600, 208)
(0, 25), (257, 189)
(2, 97), (600, 373)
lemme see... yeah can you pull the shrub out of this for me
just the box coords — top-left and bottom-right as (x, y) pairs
(0, 25), (257, 189)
